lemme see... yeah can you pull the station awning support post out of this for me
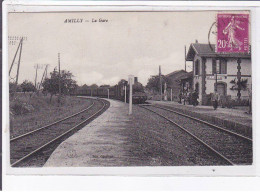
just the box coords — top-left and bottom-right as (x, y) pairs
(164, 82), (167, 101)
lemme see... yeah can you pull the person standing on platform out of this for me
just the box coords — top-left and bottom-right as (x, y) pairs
(192, 91), (199, 106)
(187, 91), (192, 105)
(179, 91), (182, 104)
(211, 92), (219, 110)
(183, 91), (187, 105)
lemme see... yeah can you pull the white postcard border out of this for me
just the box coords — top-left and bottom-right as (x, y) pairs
(2, 0), (260, 183)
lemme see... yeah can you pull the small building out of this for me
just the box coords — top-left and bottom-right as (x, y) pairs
(186, 42), (251, 105)
(165, 70), (191, 101)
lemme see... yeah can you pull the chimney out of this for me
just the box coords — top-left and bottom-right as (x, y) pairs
(134, 77), (138, 84)
(195, 39), (198, 43)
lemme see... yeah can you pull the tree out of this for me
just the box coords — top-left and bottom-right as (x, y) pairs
(230, 78), (248, 91)
(42, 69), (78, 102)
(133, 82), (145, 93)
(82, 84), (89, 88)
(90, 84), (98, 89)
(9, 82), (22, 93)
(100, 85), (110, 88)
(118, 79), (127, 86)
(9, 82), (16, 93)
(145, 75), (171, 93)
(20, 80), (36, 93)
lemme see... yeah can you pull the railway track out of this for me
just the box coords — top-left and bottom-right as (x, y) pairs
(10, 98), (109, 167)
(139, 104), (252, 165)
(10, 101), (95, 142)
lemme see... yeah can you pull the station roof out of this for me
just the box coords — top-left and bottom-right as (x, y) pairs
(180, 71), (193, 80)
(186, 43), (251, 61)
(165, 69), (187, 79)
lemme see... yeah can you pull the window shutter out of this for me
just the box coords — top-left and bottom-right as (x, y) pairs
(195, 60), (198, 75)
(212, 59), (216, 74)
(198, 60), (200, 75)
(222, 59), (227, 74)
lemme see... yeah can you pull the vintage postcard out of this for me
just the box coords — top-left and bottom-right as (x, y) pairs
(3, 2), (256, 177)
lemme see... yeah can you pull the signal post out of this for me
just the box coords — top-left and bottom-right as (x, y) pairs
(128, 75), (134, 115)
(124, 85), (127, 103)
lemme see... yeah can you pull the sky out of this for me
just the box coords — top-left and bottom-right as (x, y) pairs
(8, 11), (218, 86)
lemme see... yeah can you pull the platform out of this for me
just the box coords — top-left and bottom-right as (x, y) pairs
(147, 100), (252, 134)
(44, 99), (134, 167)
(44, 98), (244, 167)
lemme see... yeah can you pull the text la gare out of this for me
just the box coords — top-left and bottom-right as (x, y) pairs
(92, 18), (108, 23)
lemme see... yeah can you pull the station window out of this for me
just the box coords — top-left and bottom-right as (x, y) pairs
(195, 83), (199, 93)
(212, 59), (227, 74)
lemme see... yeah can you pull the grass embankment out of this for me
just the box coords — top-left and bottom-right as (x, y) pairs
(10, 93), (92, 137)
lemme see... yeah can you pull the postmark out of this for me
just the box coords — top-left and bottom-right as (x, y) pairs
(216, 13), (249, 53)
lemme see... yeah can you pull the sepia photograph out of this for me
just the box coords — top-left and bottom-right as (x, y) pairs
(6, 9), (253, 170)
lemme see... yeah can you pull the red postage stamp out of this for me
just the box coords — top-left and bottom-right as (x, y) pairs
(216, 13), (249, 53)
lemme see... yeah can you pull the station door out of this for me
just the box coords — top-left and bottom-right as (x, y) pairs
(217, 83), (226, 96)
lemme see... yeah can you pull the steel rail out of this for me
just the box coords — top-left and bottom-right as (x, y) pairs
(10, 102), (95, 142)
(11, 99), (107, 167)
(151, 104), (252, 142)
(139, 105), (235, 165)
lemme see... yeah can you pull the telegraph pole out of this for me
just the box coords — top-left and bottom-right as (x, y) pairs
(45, 64), (48, 79)
(9, 38), (24, 94)
(14, 38), (23, 93)
(159, 65), (162, 101)
(34, 64), (39, 89)
(185, 45), (187, 72)
(39, 64), (48, 90)
(9, 38), (22, 76)
(58, 53), (61, 105)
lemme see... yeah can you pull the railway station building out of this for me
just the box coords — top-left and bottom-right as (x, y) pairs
(186, 42), (251, 105)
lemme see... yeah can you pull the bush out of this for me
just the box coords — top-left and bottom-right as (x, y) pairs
(219, 95), (232, 108)
(10, 100), (34, 115)
(202, 94), (212, 106)
(231, 99), (249, 107)
(203, 94), (248, 108)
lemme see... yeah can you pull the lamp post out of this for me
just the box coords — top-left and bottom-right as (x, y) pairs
(237, 58), (242, 100)
(214, 59), (218, 93)
(58, 53), (61, 105)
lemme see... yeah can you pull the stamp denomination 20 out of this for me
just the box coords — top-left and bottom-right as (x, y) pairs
(217, 13), (249, 53)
